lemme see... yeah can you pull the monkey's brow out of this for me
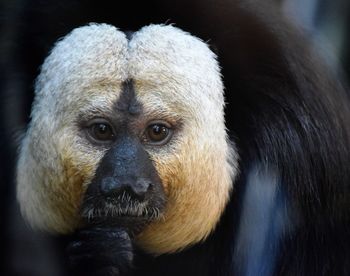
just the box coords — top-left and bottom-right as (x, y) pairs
(80, 105), (113, 115)
(76, 105), (118, 121)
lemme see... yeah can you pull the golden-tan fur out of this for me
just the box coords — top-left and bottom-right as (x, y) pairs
(16, 24), (239, 254)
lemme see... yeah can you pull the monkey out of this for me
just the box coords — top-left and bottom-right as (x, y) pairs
(17, 23), (236, 275)
(14, 1), (350, 275)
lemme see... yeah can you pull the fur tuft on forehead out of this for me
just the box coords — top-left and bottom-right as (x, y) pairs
(16, 23), (238, 254)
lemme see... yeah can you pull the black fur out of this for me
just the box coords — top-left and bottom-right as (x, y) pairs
(67, 227), (133, 276)
(3, 0), (350, 275)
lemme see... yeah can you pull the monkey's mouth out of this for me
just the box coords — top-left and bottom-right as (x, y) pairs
(80, 192), (163, 230)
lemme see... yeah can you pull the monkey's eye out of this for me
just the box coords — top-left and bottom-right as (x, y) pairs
(87, 121), (115, 143)
(144, 123), (172, 145)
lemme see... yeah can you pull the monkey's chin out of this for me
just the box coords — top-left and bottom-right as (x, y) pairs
(80, 202), (163, 236)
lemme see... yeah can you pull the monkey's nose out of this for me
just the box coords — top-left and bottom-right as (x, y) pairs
(100, 176), (151, 201)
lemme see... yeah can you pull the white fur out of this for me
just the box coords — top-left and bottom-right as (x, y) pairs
(17, 24), (239, 253)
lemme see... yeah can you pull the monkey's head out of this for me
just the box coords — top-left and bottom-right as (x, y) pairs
(17, 24), (238, 254)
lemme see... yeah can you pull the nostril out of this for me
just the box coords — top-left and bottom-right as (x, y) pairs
(100, 177), (118, 194)
(99, 177), (152, 200)
(130, 179), (152, 200)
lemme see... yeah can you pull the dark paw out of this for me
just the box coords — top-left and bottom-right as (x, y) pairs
(67, 227), (133, 276)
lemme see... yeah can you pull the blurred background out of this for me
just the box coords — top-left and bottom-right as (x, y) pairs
(0, 0), (349, 275)
(283, 0), (350, 77)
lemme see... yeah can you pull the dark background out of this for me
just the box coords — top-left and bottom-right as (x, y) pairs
(0, 0), (349, 275)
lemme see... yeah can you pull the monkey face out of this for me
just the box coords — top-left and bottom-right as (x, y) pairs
(79, 80), (167, 234)
(17, 24), (238, 254)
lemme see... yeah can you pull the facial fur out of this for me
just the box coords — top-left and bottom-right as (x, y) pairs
(16, 23), (238, 254)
